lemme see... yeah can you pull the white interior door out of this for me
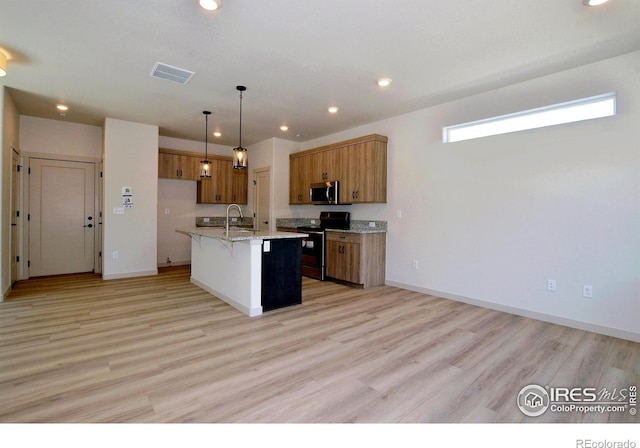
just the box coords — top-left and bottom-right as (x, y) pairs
(29, 158), (95, 277)
(254, 167), (271, 231)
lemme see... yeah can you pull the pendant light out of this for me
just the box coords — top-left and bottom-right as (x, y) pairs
(200, 110), (212, 178)
(233, 86), (248, 169)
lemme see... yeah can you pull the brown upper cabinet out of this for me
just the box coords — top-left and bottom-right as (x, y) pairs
(289, 134), (387, 204)
(158, 148), (247, 204)
(158, 149), (201, 180)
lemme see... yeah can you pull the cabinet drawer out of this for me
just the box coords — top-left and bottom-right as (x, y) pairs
(326, 232), (362, 244)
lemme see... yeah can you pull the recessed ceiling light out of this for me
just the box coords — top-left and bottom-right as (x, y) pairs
(377, 78), (392, 87)
(213, 131), (222, 137)
(56, 104), (69, 111)
(583, 0), (609, 5)
(280, 125), (289, 131)
(328, 106), (339, 114)
(198, 0), (222, 11)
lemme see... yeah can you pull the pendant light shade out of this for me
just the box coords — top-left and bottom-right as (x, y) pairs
(233, 86), (248, 169)
(200, 110), (212, 178)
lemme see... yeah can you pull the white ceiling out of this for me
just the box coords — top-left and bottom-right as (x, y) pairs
(1, 0), (639, 146)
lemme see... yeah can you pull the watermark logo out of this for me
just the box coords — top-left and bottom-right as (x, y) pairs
(517, 384), (550, 417)
(517, 384), (637, 417)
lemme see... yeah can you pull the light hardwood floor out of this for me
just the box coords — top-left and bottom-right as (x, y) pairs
(1, 266), (638, 423)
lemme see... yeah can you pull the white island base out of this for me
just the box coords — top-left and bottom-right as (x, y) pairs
(182, 227), (307, 317)
(190, 236), (264, 316)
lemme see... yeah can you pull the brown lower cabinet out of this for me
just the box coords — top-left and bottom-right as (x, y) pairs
(325, 231), (386, 288)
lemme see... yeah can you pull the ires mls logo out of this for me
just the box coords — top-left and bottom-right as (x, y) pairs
(517, 384), (550, 417)
(517, 384), (637, 417)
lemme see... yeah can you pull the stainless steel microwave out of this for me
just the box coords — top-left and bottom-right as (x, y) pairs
(310, 181), (340, 205)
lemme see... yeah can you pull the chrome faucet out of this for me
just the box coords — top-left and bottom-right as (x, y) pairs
(226, 204), (244, 234)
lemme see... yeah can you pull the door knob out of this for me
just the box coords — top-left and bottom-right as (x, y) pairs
(87, 216), (93, 220)
(83, 224), (93, 228)
(263, 221), (269, 224)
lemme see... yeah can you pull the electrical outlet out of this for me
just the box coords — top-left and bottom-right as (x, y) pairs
(583, 285), (593, 298)
(164, 208), (170, 215)
(547, 279), (557, 292)
(412, 260), (419, 269)
(396, 210), (402, 219)
(112, 251), (119, 259)
(369, 221), (376, 228)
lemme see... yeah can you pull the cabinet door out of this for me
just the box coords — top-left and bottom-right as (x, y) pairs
(158, 152), (182, 179)
(159, 153), (201, 180)
(196, 159), (219, 203)
(182, 155), (201, 180)
(216, 159), (234, 203)
(289, 155), (310, 204)
(232, 169), (248, 204)
(309, 150), (337, 183)
(326, 233), (361, 284)
(338, 141), (386, 203)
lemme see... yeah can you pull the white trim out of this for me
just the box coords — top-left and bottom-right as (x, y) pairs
(102, 269), (158, 280)
(385, 280), (640, 343)
(443, 92), (616, 143)
(157, 260), (191, 268)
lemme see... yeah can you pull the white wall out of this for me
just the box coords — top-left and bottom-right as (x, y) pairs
(19, 116), (102, 158)
(103, 118), (158, 279)
(289, 51), (640, 341)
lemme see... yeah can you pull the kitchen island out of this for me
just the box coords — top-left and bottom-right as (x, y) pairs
(178, 227), (308, 317)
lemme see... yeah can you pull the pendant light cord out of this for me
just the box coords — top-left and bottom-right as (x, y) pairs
(238, 89), (243, 148)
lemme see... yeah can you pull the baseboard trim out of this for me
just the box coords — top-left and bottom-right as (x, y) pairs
(157, 260), (191, 268)
(385, 280), (640, 343)
(102, 269), (158, 281)
(190, 277), (262, 317)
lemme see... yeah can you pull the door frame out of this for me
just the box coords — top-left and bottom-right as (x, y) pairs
(21, 152), (102, 279)
(10, 149), (21, 286)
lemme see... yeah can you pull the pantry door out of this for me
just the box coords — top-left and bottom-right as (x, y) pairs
(29, 158), (95, 277)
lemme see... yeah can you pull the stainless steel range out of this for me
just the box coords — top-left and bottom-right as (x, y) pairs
(297, 211), (350, 280)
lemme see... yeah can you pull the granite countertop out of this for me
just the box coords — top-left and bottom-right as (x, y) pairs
(275, 218), (387, 234)
(323, 228), (387, 234)
(178, 227), (308, 242)
(275, 225), (386, 234)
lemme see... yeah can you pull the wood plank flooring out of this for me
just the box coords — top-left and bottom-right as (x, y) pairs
(1, 266), (638, 423)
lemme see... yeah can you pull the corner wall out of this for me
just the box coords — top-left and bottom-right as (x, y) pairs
(102, 118), (158, 279)
(1, 88), (19, 299)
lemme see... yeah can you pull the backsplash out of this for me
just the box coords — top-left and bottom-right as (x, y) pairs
(196, 217), (254, 227)
(275, 218), (387, 231)
(197, 216), (387, 231)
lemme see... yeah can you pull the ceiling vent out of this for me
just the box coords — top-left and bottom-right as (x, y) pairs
(150, 62), (195, 85)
